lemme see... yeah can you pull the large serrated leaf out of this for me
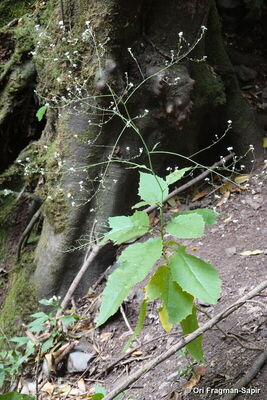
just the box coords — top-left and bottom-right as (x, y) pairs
(180, 305), (204, 361)
(166, 213), (205, 238)
(102, 211), (150, 245)
(170, 246), (221, 304)
(175, 209), (218, 225)
(95, 238), (163, 326)
(138, 172), (168, 205)
(146, 266), (193, 323)
(166, 167), (191, 185)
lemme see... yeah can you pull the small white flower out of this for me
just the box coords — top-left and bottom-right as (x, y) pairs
(113, 179), (118, 183)
(47, 195), (52, 200)
(71, 201), (76, 207)
(67, 193), (72, 198)
(227, 146), (233, 151)
(201, 25), (207, 31)
(227, 120), (232, 124)
(25, 157), (30, 162)
(178, 32), (183, 38)
(126, 146), (130, 151)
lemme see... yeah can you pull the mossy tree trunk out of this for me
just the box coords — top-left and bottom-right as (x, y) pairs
(0, 0), (263, 333)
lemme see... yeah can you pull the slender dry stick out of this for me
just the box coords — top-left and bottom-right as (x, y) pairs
(144, 152), (234, 214)
(57, 244), (104, 316)
(102, 280), (267, 400)
(221, 351), (267, 400)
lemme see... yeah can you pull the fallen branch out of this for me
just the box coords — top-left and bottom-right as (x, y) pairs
(221, 351), (267, 400)
(102, 279), (267, 400)
(144, 152), (234, 214)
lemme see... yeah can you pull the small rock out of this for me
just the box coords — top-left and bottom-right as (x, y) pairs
(67, 351), (95, 373)
(21, 379), (36, 395)
(234, 65), (257, 82)
(225, 247), (236, 257)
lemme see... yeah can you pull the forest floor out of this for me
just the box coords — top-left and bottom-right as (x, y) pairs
(31, 159), (266, 400)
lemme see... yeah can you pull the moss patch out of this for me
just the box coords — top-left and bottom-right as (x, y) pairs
(0, 0), (36, 28)
(0, 251), (38, 341)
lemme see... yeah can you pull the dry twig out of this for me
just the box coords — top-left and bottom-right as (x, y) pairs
(221, 351), (267, 400)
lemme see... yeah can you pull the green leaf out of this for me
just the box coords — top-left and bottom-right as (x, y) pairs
(159, 305), (173, 332)
(166, 213), (205, 239)
(92, 385), (107, 399)
(124, 299), (147, 350)
(36, 105), (47, 122)
(170, 246), (221, 304)
(180, 306), (204, 361)
(138, 172), (168, 205)
(95, 238), (163, 326)
(166, 167), (191, 185)
(30, 311), (48, 319)
(102, 211), (150, 245)
(0, 393), (34, 400)
(0, 364), (5, 389)
(146, 266), (193, 323)
(41, 336), (54, 353)
(60, 315), (77, 327)
(9, 337), (29, 347)
(92, 395), (104, 400)
(131, 201), (149, 209)
(176, 209), (218, 225)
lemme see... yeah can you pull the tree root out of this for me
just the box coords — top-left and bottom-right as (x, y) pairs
(221, 351), (267, 400)
(102, 279), (267, 400)
(16, 206), (42, 261)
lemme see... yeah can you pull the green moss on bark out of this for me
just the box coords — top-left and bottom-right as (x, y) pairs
(0, 252), (38, 341)
(0, 0), (36, 28)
